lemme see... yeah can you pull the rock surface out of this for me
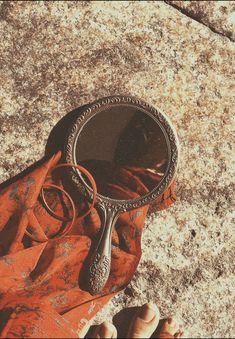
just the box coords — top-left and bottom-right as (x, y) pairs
(167, 1), (235, 41)
(0, 1), (234, 338)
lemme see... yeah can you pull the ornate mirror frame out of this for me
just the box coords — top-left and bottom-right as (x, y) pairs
(64, 95), (179, 212)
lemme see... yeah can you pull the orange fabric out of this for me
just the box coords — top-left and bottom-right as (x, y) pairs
(0, 152), (176, 338)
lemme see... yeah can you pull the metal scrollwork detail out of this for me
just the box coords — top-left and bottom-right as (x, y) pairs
(88, 253), (111, 295)
(64, 95), (179, 212)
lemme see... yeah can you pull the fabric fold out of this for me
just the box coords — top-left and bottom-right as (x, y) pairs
(0, 152), (176, 338)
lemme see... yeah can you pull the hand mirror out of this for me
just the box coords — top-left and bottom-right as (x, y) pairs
(64, 95), (179, 295)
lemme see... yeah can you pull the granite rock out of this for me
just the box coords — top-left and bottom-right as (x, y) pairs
(0, 1), (234, 338)
(166, 1), (235, 41)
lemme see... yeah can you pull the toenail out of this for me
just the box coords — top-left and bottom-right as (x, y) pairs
(138, 302), (158, 322)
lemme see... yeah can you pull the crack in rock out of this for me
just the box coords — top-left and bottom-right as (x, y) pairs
(164, 1), (235, 42)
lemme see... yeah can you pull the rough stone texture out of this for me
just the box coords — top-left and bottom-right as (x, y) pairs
(0, 1), (234, 338)
(166, 1), (235, 41)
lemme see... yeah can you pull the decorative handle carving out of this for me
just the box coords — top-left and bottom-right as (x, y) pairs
(87, 207), (120, 295)
(88, 253), (111, 295)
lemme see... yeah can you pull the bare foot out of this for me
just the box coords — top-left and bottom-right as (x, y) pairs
(127, 303), (184, 338)
(84, 303), (184, 338)
(127, 302), (160, 338)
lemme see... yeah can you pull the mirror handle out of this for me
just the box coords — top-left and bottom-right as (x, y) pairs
(87, 208), (120, 295)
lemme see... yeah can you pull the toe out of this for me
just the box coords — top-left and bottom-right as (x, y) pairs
(90, 321), (117, 338)
(162, 318), (178, 334)
(127, 302), (160, 338)
(159, 318), (182, 338)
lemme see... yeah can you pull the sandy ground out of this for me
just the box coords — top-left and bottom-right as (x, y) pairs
(0, 1), (234, 338)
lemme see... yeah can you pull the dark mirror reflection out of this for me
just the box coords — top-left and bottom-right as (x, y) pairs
(75, 105), (168, 200)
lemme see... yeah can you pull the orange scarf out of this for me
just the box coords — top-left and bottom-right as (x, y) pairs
(0, 152), (176, 338)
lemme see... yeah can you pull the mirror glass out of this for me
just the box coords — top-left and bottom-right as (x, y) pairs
(75, 105), (169, 200)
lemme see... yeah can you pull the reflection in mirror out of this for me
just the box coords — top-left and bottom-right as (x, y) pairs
(75, 105), (169, 200)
